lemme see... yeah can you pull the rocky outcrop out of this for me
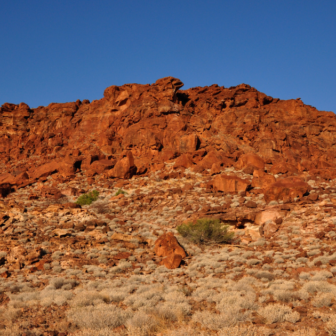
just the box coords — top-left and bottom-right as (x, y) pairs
(1, 76), (336, 199)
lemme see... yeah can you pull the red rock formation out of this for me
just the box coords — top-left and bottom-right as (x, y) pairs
(1, 76), (336, 197)
(154, 232), (186, 269)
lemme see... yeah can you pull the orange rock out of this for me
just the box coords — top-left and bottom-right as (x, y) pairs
(212, 174), (250, 193)
(154, 232), (186, 269)
(162, 253), (183, 270)
(41, 187), (64, 200)
(108, 151), (137, 179)
(264, 177), (310, 203)
(154, 232), (186, 259)
(255, 209), (282, 225)
(262, 222), (280, 238)
(252, 169), (276, 189)
(29, 161), (59, 180)
(236, 153), (265, 171)
(174, 154), (194, 169)
(89, 159), (116, 175)
(210, 163), (223, 175)
(270, 161), (298, 174)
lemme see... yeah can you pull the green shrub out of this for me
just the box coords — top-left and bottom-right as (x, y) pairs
(76, 190), (99, 206)
(115, 189), (127, 196)
(177, 218), (234, 245)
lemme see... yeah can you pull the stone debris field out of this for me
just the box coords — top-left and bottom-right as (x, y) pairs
(0, 164), (336, 336)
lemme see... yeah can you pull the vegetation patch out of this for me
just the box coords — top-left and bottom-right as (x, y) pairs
(177, 218), (234, 245)
(76, 190), (99, 206)
(115, 189), (127, 196)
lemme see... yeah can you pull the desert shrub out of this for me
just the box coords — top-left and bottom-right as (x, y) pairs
(67, 303), (131, 330)
(115, 189), (127, 196)
(218, 325), (268, 336)
(126, 311), (159, 336)
(0, 325), (21, 336)
(70, 291), (110, 308)
(177, 218), (234, 245)
(76, 190), (99, 206)
(258, 304), (300, 324)
(326, 315), (336, 335)
(68, 329), (111, 336)
(90, 201), (110, 214)
(192, 309), (250, 330)
(312, 293), (332, 307)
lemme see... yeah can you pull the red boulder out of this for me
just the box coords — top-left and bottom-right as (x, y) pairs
(212, 174), (250, 193)
(264, 177), (310, 203)
(108, 151), (137, 179)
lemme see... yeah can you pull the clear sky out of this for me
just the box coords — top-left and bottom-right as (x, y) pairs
(1, 1), (335, 112)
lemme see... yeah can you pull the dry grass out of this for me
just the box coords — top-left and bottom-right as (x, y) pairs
(218, 325), (270, 336)
(67, 304), (131, 330)
(0, 325), (21, 336)
(70, 329), (125, 336)
(326, 315), (336, 336)
(258, 304), (300, 324)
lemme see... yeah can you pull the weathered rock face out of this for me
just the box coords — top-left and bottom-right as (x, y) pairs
(1, 76), (336, 193)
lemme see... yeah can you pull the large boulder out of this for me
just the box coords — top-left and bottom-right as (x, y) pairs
(41, 187), (64, 200)
(174, 154), (194, 169)
(255, 209), (282, 225)
(270, 161), (298, 175)
(252, 169), (276, 189)
(29, 161), (59, 180)
(197, 151), (233, 170)
(264, 177), (310, 203)
(262, 222), (280, 238)
(108, 151), (137, 179)
(213, 174), (250, 193)
(58, 156), (84, 177)
(236, 153), (265, 171)
(154, 232), (186, 269)
(87, 159), (116, 175)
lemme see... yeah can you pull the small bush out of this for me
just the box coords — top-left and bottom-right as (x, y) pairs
(258, 304), (299, 324)
(91, 201), (110, 214)
(177, 218), (234, 245)
(115, 189), (127, 196)
(76, 190), (99, 206)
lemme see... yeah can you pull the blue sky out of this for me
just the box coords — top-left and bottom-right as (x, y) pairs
(1, 1), (335, 112)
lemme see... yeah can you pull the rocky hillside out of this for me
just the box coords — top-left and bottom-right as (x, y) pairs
(1, 78), (336, 336)
(1, 76), (336, 195)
